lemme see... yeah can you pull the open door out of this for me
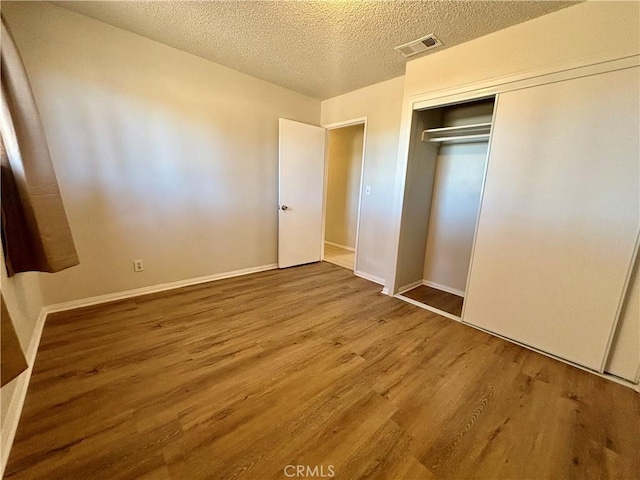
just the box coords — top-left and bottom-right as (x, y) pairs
(278, 119), (326, 268)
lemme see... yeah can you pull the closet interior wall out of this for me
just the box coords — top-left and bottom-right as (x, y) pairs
(422, 100), (493, 296)
(394, 110), (439, 291)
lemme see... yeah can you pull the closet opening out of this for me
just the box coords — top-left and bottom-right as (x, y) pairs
(394, 96), (495, 319)
(322, 121), (366, 273)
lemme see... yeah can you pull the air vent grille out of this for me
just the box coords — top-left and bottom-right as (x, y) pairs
(395, 34), (442, 58)
(422, 37), (437, 48)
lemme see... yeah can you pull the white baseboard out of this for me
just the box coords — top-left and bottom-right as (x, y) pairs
(397, 279), (465, 297)
(397, 279), (423, 295)
(1, 307), (47, 478)
(395, 294), (462, 322)
(600, 372), (640, 392)
(422, 280), (465, 297)
(46, 264), (278, 314)
(354, 270), (385, 286)
(324, 241), (355, 253)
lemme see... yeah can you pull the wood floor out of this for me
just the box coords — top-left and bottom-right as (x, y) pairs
(402, 285), (464, 317)
(323, 243), (355, 271)
(5, 262), (639, 480)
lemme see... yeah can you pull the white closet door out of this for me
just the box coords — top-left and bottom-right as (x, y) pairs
(605, 254), (639, 382)
(463, 67), (640, 370)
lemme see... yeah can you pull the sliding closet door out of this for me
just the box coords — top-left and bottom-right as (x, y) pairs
(463, 67), (639, 370)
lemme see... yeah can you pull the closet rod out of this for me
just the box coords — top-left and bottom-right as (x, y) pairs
(421, 122), (492, 144)
(422, 133), (491, 144)
(424, 122), (492, 134)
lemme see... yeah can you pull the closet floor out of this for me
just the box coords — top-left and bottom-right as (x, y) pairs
(323, 243), (355, 271)
(403, 285), (464, 317)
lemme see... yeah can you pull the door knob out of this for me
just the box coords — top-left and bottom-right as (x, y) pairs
(280, 205), (289, 211)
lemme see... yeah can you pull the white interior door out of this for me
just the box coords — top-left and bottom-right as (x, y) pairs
(463, 67), (640, 370)
(278, 119), (326, 268)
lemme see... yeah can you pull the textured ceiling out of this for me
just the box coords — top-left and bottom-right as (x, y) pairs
(51, 1), (578, 100)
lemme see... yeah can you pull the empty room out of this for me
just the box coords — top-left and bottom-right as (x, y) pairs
(0, 1), (638, 479)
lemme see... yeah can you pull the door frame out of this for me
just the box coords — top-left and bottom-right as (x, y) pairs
(320, 117), (368, 273)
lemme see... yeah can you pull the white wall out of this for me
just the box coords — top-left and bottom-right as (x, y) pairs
(325, 125), (363, 249)
(2, 2), (320, 305)
(422, 101), (493, 294)
(394, 110), (438, 291)
(321, 77), (405, 282)
(422, 142), (487, 294)
(404, 1), (640, 98)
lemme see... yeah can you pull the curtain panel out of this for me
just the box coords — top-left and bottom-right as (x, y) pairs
(0, 294), (28, 386)
(0, 14), (79, 276)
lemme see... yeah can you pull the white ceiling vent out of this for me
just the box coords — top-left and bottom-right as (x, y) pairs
(395, 34), (442, 58)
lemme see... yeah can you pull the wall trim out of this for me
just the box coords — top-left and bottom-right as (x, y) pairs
(320, 116), (368, 275)
(46, 264), (278, 314)
(422, 280), (465, 297)
(354, 270), (385, 286)
(322, 117), (367, 130)
(0, 307), (48, 478)
(410, 54), (640, 110)
(323, 241), (355, 253)
(395, 293), (461, 322)
(397, 279), (423, 295)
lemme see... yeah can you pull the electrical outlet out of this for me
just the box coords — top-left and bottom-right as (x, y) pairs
(133, 259), (144, 272)
(365, 186), (371, 196)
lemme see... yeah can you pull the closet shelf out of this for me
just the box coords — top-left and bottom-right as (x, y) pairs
(422, 122), (492, 144)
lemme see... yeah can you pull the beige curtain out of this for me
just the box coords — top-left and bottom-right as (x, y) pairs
(0, 14), (79, 276)
(1, 294), (28, 386)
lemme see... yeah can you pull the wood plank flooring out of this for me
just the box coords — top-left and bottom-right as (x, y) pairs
(403, 285), (464, 317)
(5, 262), (640, 479)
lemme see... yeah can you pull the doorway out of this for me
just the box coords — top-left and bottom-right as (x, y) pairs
(393, 97), (495, 320)
(322, 120), (366, 272)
